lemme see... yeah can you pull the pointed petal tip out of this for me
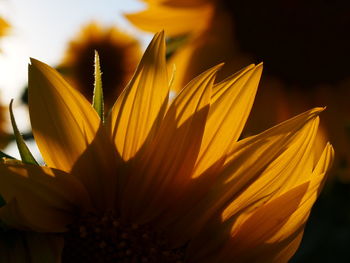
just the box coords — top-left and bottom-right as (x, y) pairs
(211, 62), (225, 73)
(28, 58), (49, 73)
(29, 57), (40, 66)
(326, 142), (335, 158)
(154, 30), (165, 43)
(255, 62), (263, 71)
(312, 107), (326, 115)
(206, 63), (225, 81)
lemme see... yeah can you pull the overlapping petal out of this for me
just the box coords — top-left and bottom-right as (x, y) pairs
(121, 64), (222, 222)
(193, 64), (262, 177)
(29, 59), (101, 171)
(0, 31), (335, 262)
(29, 59), (118, 211)
(0, 163), (90, 232)
(107, 31), (168, 162)
(162, 107), (324, 244)
(187, 143), (333, 263)
(0, 232), (63, 263)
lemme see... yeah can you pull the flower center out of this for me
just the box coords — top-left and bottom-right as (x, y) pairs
(62, 213), (185, 263)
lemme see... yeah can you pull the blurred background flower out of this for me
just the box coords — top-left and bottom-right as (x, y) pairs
(0, 0), (147, 158)
(57, 22), (141, 111)
(0, 16), (9, 39)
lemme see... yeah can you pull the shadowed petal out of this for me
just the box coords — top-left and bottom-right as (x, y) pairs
(0, 163), (90, 232)
(29, 59), (118, 211)
(107, 32), (168, 161)
(162, 108), (323, 244)
(121, 64), (222, 222)
(28, 58), (101, 171)
(0, 232), (63, 263)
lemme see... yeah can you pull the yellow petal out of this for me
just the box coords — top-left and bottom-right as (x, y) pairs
(28, 58), (100, 171)
(185, 183), (308, 263)
(188, 134), (334, 263)
(265, 143), (334, 242)
(121, 64), (222, 222)
(221, 115), (319, 224)
(0, 163), (90, 232)
(125, 3), (213, 36)
(193, 64), (262, 177)
(29, 59), (118, 211)
(219, 182), (309, 263)
(107, 32), (168, 161)
(162, 108), (323, 244)
(211, 64), (256, 102)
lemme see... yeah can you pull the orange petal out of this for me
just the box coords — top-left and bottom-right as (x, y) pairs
(29, 58), (100, 172)
(162, 108), (323, 244)
(193, 64), (262, 177)
(29, 59), (118, 211)
(121, 64), (222, 222)
(107, 32), (168, 162)
(189, 141), (334, 263)
(0, 163), (90, 232)
(126, 3), (213, 36)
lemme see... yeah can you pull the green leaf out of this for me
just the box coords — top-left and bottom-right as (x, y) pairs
(9, 100), (38, 165)
(92, 50), (104, 122)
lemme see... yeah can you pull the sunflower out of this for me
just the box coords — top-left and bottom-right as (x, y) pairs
(58, 21), (141, 111)
(0, 32), (333, 262)
(127, 0), (350, 180)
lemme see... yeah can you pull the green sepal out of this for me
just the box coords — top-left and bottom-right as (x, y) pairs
(92, 50), (104, 122)
(9, 100), (38, 165)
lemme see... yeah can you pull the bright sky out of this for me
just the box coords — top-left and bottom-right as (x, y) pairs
(0, 0), (150, 159)
(0, 0), (148, 102)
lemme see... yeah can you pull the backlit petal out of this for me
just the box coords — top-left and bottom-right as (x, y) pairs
(29, 58), (101, 171)
(121, 64), (222, 222)
(193, 64), (262, 177)
(126, 4), (213, 36)
(29, 59), (118, 211)
(163, 108), (322, 244)
(107, 32), (168, 161)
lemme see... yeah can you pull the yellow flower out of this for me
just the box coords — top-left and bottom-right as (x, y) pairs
(127, 1), (350, 181)
(0, 32), (333, 262)
(126, 0), (246, 93)
(0, 17), (9, 38)
(58, 21), (141, 111)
